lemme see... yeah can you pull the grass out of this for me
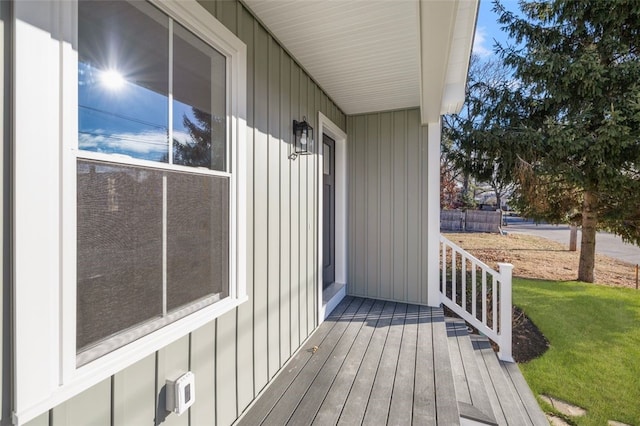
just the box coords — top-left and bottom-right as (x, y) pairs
(514, 278), (640, 426)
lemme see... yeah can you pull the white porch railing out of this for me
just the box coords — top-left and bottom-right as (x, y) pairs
(440, 235), (514, 362)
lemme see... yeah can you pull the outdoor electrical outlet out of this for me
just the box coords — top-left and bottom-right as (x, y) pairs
(166, 371), (195, 415)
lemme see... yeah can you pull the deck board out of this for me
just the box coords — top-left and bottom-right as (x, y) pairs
(361, 303), (408, 425)
(336, 301), (396, 426)
(312, 299), (386, 425)
(446, 318), (497, 423)
(240, 298), (456, 426)
(238, 296), (546, 426)
(387, 303), (419, 425)
(499, 361), (549, 426)
(446, 320), (472, 404)
(260, 298), (365, 425)
(470, 335), (531, 426)
(287, 298), (375, 425)
(432, 310), (461, 425)
(237, 297), (356, 425)
(412, 305), (437, 425)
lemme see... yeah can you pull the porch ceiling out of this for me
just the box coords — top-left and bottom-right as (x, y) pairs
(243, 0), (478, 124)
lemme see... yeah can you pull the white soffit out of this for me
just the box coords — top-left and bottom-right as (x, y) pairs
(244, 0), (478, 122)
(244, 0), (420, 116)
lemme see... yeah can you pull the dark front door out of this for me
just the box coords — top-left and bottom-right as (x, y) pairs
(323, 134), (335, 289)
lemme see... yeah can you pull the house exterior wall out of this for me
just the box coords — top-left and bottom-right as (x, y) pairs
(4, 1), (346, 425)
(347, 109), (432, 305)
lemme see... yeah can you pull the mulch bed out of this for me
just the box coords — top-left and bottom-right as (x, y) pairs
(445, 305), (550, 363)
(511, 305), (549, 363)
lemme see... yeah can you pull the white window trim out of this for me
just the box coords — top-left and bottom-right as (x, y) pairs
(12, 1), (246, 424)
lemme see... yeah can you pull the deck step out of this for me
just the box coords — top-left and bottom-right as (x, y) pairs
(446, 318), (499, 425)
(445, 317), (547, 426)
(471, 335), (549, 426)
(458, 402), (498, 425)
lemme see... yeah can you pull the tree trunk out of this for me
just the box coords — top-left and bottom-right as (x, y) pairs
(578, 191), (598, 282)
(569, 225), (578, 251)
(462, 173), (469, 197)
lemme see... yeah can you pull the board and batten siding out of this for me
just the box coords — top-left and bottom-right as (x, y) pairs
(13, 1), (346, 425)
(347, 109), (430, 305)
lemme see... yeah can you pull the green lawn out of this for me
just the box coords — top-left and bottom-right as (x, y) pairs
(513, 278), (640, 426)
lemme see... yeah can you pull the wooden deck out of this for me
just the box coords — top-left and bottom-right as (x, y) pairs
(236, 296), (547, 426)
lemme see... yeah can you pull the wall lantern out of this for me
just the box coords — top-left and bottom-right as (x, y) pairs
(289, 117), (313, 160)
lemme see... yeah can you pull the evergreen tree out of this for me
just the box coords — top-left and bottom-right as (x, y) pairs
(443, 55), (522, 210)
(172, 107), (225, 171)
(496, 0), (640, 282)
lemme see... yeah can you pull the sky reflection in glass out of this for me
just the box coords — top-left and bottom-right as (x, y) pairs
(79, 61), (170, 162)
(78, 0), (226, 171)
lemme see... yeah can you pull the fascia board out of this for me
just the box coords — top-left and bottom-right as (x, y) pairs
(418, 0), (479, 124)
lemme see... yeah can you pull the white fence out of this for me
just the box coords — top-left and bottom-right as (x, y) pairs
(440, 234), (514, 362)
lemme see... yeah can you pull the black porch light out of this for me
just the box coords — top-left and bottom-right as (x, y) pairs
(290, 117), (313, 160)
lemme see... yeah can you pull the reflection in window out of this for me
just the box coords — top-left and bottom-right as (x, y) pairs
(78, 2), (227, 171)
(78, 1), (170, 162)
(173, 23), (226, 171)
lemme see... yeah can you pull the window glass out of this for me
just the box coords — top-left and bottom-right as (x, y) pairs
(78, 1), (170, 162)
(167, 171), (229, 311)
(172, 23), (227, 171)
(77, 160), (164, 351)
(76, 0), (232, 361)
(323, 142), (331, 175)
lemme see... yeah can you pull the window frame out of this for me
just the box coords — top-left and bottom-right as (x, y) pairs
(12, 1), (247, 423)
(75, 1), (232, 364)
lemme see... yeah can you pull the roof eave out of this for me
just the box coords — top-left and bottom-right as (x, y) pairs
(418, 0), (479, 124)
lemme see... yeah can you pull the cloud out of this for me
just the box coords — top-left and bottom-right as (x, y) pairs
(473, 27), (493, 58)
(79, 129), (168, 155)
(79, 129), (197, 159)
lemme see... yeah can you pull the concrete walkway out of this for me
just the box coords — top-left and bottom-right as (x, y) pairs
(503, 217), (640, 265)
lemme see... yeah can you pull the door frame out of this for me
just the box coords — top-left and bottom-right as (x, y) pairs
(317, 112), (347, 323)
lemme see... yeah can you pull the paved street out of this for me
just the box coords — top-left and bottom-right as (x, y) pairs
(503, 217), (640, 265)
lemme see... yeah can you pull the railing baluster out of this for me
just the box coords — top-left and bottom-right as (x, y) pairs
(439, 235), (514, 362)
(482, 270), (487, 324)
(451, 249), (456, 305)
(461, 256), (466, 309)
(491, 274), (500, 334)
(441, 241), (446, 295)
(472, 263), (477, 319)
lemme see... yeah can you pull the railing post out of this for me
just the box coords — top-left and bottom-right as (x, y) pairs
(497, 263), (514, 362)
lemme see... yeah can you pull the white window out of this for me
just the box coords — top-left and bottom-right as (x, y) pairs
(13, 1), (246, 423)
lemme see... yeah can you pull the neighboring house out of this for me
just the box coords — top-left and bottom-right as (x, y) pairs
(1, 0), (486, 425)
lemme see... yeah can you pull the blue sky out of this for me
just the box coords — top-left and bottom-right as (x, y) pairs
(79, 62), (202, 162)
(473, 0), (521, 58)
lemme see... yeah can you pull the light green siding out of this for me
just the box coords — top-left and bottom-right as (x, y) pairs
(23, 414), (48, 426)
(52, 379), (111, 426)
(113, 355), (156, 425)
(5, 1), (346, 425)
(190, 322), (216, 425)
(347, 109), (430, 305)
